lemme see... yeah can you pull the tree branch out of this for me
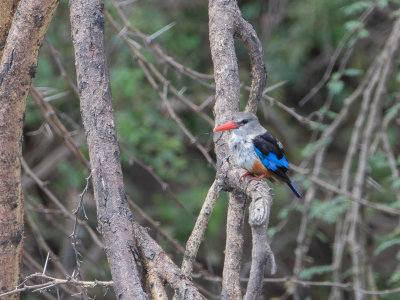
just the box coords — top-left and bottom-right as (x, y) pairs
(181, 180), (220, 276)
(0, 0), (58, 297)
(69, 1), (146, 298)
(209, 0), (274, 298)
(221, 191), (246, 299)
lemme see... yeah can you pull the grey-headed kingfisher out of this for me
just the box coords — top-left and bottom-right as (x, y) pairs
(214, 112), (301, 198)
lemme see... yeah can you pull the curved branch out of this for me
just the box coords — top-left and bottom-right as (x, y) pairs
(235, 18), (267, 113)
(209, 0), (274, 298)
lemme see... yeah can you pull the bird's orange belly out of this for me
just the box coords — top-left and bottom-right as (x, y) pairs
(250, 160), (273, 178)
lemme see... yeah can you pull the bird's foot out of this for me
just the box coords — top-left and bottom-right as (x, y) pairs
(247, 174), (267, 184)
(239, 171), (252, 182)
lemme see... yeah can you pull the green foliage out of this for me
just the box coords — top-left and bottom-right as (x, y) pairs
(310, 196), (350, 223)
(327, 72), (344, 95)
(374, 238), (400, 256)
(343, 1), (373, 15)
(343, 68), (363, 77)
(57, 160), (88, 190)
(111, 67), (144, 101)
(241, 2), (263, 19)
(344, 20), (363, 31)
(392, 177), (400, 190)
(384, 102), (400, 124)
(369, 151), (391, 175)
(299, 264), (333, 280)
(301, 137), (332, 157)
(389, 270), (400, 284)
(117, 104), (188, 181)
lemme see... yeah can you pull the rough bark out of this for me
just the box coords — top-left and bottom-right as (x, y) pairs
(209, 0), (273, 298)
(69, 1), (146, 299)
(0, 0), (58, 297)
(181, 180), (220, 276)
(0, 0), (19, 61)
(132, 223), (205, 300)
(221, 192), (246, 299)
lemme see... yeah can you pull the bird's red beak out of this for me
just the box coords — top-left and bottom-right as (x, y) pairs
(213, 121), (239, 131)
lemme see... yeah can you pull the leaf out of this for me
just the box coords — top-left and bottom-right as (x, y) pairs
(392, 178), (400, 190)
(327, 78), (344, 95)
(378, 0), (388, 8)
(358, 28), (370, 38)
(301, 137), (332, 157)
(343, 1), (373, 15)
(384, 102), (400, 124)
(343, 68), (363, 77)
(389, 271), (400, 284)
(374, 238), (400, 255)
(299, 265), (333, 280)
(310, 196), (350, 224)
(344, 20), (363, 31)
(326, 110), (338, 120)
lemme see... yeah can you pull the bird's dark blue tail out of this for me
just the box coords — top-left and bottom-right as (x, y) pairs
(287, 182), (301, 198)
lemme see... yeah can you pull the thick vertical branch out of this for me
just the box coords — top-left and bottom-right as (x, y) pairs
(69, 1), (146, 299)
(221, 192), (247, 299)
(244, 194), (276, 300)
(0, 0), (19, 61)
(209, 0), (240, 127)
(0, 0), (57, 297)
(209, 0), (272, 298)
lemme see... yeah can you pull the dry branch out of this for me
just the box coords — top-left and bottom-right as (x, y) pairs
(182, 180), (220, 276)
(0, 0), (58, 297)
(70, 1), (204, 298)
(221, 192), (246, 299)
(208, 0), (274, 298)
(69, 1), (146, 298)
(0, 0), (19, 61)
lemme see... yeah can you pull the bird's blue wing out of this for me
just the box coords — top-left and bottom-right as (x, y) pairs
(253, 132), (301, 198)
(253, 146), (289, 171)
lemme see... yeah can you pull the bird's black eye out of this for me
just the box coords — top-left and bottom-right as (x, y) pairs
(241, 119), (248, 125)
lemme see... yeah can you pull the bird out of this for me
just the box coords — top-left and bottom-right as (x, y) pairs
(214, 112), (301, 198)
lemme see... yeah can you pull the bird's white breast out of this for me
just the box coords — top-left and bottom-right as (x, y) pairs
(229, 131), (259, 171)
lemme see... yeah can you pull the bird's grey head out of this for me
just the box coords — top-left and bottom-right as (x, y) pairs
(214, 112), (264, 136)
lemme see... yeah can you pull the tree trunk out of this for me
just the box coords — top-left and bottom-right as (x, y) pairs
(0, 0), (58, 298)
(69, 1), (146, 299)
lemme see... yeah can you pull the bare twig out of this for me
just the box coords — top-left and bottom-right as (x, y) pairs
(0, 273), (112, 299)
(30, 86), (90, 170)
(21, 158), (103, 247)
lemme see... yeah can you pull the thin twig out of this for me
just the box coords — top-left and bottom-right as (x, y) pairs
(0, 273), (113, 299)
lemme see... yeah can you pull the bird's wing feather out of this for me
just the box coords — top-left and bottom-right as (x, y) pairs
(252, 132), (290, 181)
